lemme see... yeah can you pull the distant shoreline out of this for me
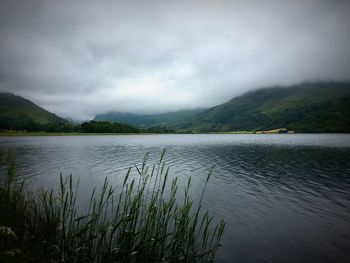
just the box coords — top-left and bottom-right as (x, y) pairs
(0, 131), (155, 136)
(1, 131), (349, 136)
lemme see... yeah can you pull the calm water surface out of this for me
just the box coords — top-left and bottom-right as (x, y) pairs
(1, 134), (350, 263)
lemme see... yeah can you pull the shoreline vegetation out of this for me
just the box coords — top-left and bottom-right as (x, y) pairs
(1, 127), (296, 136)
(0, 131), (157, 136)
(0, 149), (225, 262)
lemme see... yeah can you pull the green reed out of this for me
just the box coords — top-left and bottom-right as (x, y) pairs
(0, 149), (225, 262)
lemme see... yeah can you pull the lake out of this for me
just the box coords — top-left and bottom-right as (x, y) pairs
(0, 134), (350, 262)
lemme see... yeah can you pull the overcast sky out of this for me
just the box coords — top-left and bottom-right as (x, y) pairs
(0, 0), (349, 120)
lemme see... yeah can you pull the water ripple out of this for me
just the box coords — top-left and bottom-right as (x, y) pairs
(1, 134), (350, 263)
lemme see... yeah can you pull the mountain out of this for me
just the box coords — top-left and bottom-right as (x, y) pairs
(190, 81), (350, 132)
(2, 82), (349, 133)
(95, 81), (350, 133)
(94, 109), (206, 129)
(0, 92), (68, 131)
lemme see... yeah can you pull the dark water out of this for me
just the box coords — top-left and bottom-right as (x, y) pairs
(1, 134), (350, 263)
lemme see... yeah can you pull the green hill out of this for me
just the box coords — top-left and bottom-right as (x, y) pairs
(95, 81), (350, 133)
(94, 109), (206, 129)
(0, 92), (68, 131)
(190, 82), (350, 133)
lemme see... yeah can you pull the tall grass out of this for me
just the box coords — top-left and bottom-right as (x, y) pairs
(0, 149), (225, 262)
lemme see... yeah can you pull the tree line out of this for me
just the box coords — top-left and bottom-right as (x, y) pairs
(0, 119), (175, 134)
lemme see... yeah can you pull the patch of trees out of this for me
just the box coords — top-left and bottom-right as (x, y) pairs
(0, 118), (77, 132)
(80, 121), (141, 133)
(145, 126), (175, 134)
(79, 122), (176, 134)
(0, 119), (179, 134)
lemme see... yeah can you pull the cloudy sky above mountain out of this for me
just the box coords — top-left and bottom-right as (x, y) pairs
(0, 0), (349, 119)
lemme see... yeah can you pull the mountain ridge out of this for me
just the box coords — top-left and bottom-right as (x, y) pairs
(95, 81), (350, 132)
(0, 92), (68, 131)
(190, 81), (350, 132)
(1, 81), (349, 133)
(94, 108), (206, 128)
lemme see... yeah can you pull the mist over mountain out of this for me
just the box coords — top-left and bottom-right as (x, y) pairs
(94, 109), (206, 128)
(95, 81), (350, 133)
(1, 81), (349, 133)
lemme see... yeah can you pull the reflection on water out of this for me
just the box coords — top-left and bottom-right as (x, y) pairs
(1, 134), (350, 263)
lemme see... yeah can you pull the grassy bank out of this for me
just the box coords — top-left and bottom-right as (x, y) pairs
(0, 131), (83, 136)
(0, 131), (157, 136)
(0, 149), (225, 262)
(0, 131), (297, 136)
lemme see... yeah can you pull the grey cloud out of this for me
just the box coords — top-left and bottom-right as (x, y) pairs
(0, 0), (349, 120)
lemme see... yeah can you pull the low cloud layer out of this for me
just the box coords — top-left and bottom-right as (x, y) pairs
(0, 0), (349, 120)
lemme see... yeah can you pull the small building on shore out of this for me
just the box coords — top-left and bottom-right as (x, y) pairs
(255, 128), (295, 134)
